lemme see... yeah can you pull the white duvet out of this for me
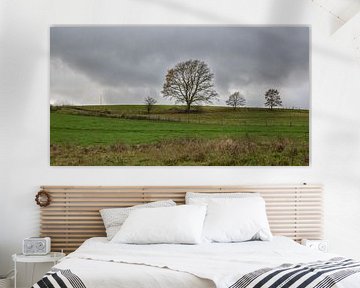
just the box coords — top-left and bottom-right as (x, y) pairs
(54, 237), (360, 288)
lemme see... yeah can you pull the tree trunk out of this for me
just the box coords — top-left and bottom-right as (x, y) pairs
(186, 103), (191, 113)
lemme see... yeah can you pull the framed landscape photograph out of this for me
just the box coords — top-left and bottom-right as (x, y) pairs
(50, 26), (310, 166)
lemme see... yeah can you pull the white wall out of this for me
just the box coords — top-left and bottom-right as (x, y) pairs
(1, 0), (360, 285)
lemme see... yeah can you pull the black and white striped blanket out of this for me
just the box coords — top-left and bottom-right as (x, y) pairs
(229, 257), (360, 288)
(32, 258), (360, 288)
(32, 268), (86, 288)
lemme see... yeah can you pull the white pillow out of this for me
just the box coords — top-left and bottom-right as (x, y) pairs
(111, 205), (207, 244)
(186, 192), (259, 204)
(100, 200), (176, 240)
(202, 197), (272, 243)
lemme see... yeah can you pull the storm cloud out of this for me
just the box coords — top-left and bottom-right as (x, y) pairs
(50, 26), (310, 108)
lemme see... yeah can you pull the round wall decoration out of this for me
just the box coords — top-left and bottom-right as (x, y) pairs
(35, 190), (51, 207)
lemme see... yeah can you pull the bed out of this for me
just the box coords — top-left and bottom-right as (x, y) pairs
(33, 185), (360, 288)
(33, 236), (360, 288)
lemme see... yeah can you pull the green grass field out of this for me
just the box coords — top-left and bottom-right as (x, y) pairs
(50, 105), (309, 166)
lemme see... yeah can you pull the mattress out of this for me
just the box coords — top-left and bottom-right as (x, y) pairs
(36, 237), (360, 288)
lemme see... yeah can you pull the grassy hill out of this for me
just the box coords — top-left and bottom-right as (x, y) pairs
(50, 104), (309, 166)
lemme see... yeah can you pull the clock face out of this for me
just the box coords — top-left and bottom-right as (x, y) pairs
(318, 242), (327, 252)
(36, 241), (45, 250)
(26, 242), (33, 249)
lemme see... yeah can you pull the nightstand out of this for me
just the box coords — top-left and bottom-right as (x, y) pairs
(12, 252), (65, 288)
(301, 239), (328, 252)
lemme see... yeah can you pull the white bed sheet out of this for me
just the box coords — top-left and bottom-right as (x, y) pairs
(56, 258), (214, 288)
(54, 236), (360, 288)
(56, 237), (214, 288)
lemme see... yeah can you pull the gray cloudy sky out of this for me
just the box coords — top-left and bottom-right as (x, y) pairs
(50, 26), (310, 108)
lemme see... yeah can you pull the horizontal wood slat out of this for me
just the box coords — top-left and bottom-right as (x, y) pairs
(39, 184), (323, 253)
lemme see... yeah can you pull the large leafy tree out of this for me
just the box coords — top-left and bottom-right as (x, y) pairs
(264, 89), (282, 110)
(226, 91), (246, 110)
(161, 60), (218, 112)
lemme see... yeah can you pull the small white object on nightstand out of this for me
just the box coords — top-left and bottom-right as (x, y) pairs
(301, 239), (328, 252)
(23, 237), (51, 255)
(12, 252), (65, 288)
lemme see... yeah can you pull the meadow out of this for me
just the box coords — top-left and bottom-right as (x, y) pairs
(50, 105), (309, 166)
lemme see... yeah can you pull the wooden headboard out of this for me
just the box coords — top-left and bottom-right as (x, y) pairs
(39, 184), (323, 253)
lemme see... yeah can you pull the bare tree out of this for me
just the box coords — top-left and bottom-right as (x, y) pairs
(161, 59), (218, 112)
(144, 96), (157, 114)
(226, 91), (246, 110)
(265, 89), (282, 110)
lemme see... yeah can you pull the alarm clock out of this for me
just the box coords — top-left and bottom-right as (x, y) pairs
(23, 237), (51, 255)
(301, 239), (328, 252)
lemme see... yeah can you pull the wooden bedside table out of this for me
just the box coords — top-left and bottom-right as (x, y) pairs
(12, 252), (65, 288)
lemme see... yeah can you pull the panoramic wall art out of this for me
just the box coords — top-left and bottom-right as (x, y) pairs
(50, 26), (310, 166)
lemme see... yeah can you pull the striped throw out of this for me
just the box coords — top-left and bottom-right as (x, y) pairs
(32, 268), (86, 288)
(229, 258), (360, 288)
